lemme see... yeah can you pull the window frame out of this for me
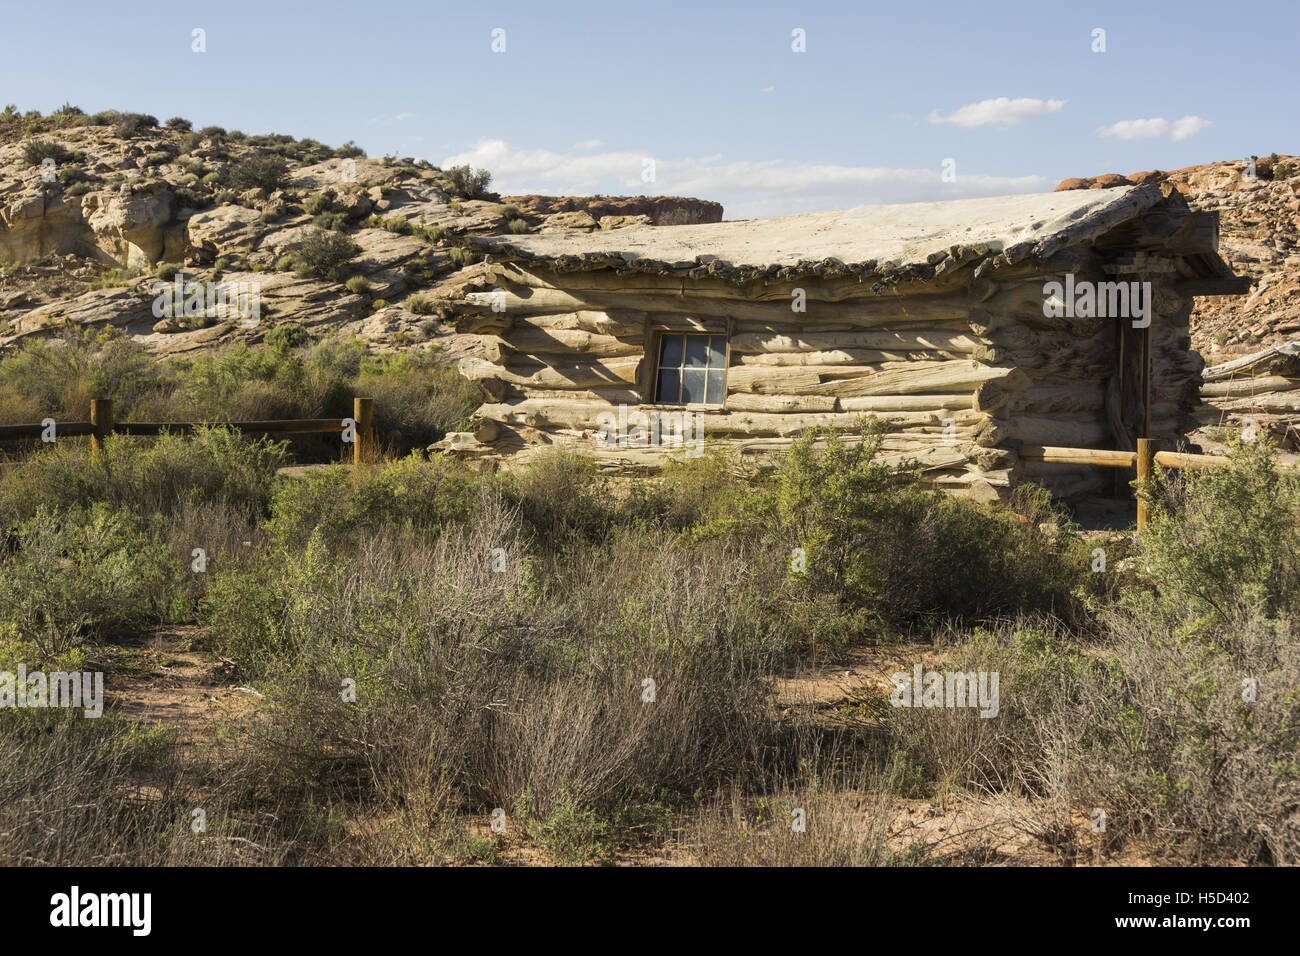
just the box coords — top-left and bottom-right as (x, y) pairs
(642, 320), (732, 409)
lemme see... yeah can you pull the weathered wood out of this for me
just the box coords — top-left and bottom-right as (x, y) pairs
(459, 355), (642, 390)
(724, 393), (839, 413)
(736, 348), (958, 366)
(1199, 377), (1299, 398)
(502, 327), (643, 357)
(838, 393), (973, 412)
(516, 310), (647, 336)
(727, 329), (981, 354)
(1019, 445), (1138, 467)
(807, 361), (1029, 398)
(1202, 342), (1300, 382)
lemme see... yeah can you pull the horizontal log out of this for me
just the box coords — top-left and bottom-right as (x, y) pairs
(736, 349), (957, 366)
(807, 361), (1029, 398)
(727, 329), (981, 354)
(1199, 376), (1299, 397)
(724, 393), (839, 413)
(474, 400), (971, 437)
(459, 355), (642, 389)
(501, 327), (643, 357)
(838, 393), (973, 412)
(516, 310), (647, 336)
(1019, 445), (1137, 467)
(0, 421), (94, 440)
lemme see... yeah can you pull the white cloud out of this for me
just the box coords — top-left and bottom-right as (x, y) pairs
(1096, 115), (1211, 142)
(1096, 117), (1169, 140)
(1170, 115), (1212, 141)
(442, 139), (1050, 219)
(928, 97), (1065, 128)
(367, 112), (418, 126)
(761, 86), (775, 93)
(573, 138), (602, 150)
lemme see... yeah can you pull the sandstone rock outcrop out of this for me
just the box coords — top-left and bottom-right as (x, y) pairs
(502, 194), (723, 225)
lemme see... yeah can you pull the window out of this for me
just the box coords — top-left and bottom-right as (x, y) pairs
(654, 333), (727, 405)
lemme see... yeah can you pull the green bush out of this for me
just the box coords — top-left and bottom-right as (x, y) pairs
(229, 154), (289, 193)
(293, 229), (359, 280)
(344, 276), (370, 295)
(0, 504), (175, 655)
(265, 322), (310, 352)
(112, 112), (156, 138)
(444, 164), (493, 199)
(1130, 439), (1300, 630)
(23, 139), (71, 166)
(304, 193), (332, 215)
(165, 116), (192, 131)
(404, 294), (434, 315)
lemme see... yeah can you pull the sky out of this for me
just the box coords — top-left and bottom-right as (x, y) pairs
(3, 0), (1297, 218)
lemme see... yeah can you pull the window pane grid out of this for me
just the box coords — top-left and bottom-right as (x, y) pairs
(655, 333), (726, 405)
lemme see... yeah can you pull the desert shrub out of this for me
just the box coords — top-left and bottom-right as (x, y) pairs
(448, 245), (477, 267)
(620, 449), (754, 531)
(265, 322), (310, 353)
(344, 276), (370, 295)
(891, 612), (1300, 864)
(214, 189), (236, 205)
(293, 229), (358, 280)
(229, 154), (289, 193)
(157, 261), (181, 280)
(303, 193), (332, 215)
(724, 426), (1090, 636)
(112, 112), (156, 139)
(352, 351), (479, 451)
(1130, 439), (1300, 630)
(499, 447), (615, 541)
(263, 455), (478, 552)
(0, 428), (288, 532)
(506, 218), (530, 234)
(22, 139), (70, 166)
(311, 211), (348, 232)
(404, 294), (433, 315)
(165, 116), (192, 131)
(197, 125), (227, 140)
(444, 164), (492, 199)
(214, 503), (790, 827)
(336, 140), (365, 159)
(0, 504), (175, 654)
(174, 186), (209, 210)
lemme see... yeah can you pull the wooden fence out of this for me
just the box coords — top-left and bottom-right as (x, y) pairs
(0, 397), (376, 466)
(1019, 438), (1293, 530)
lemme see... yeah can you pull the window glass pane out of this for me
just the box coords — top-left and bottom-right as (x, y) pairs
(707, 335), (726, 369)
(681, 368), (707, 404)
(659, 334), (683, 368)
(706, 369), (726, 405)
(657, 368), (680, 403)
(684, 336), (709, 368)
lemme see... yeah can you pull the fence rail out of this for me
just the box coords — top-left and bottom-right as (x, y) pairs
(1020, 438), (1297, 529)
(0, 397), (375, 466)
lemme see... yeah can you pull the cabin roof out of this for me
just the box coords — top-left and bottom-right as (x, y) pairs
(472, 185), (1236, 287)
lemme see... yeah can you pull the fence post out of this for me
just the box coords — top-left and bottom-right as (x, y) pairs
(90, 398), (113, 458)
(1136, 437), (1159, 532)
(353, 397), (373, 466)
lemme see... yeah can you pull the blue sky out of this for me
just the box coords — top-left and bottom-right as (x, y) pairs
(4, 0), (1296, 217)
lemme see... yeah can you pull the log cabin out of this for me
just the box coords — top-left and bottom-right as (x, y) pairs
(437, 184), (1247, 501)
